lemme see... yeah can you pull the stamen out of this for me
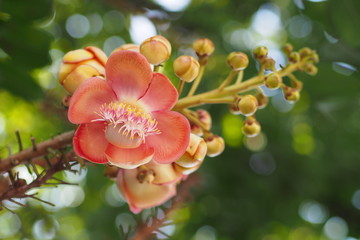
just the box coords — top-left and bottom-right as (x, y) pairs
(93, 102), (161, 143)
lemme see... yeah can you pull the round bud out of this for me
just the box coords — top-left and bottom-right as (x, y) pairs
(197, 109), (212, 131)
(205, 135), (225, 157)
(192, 38), (215, 57)
(140, 35), (171, 65)
(242, 117), (261, 137)
(173, 56), (200, 82)
(227, 52), (249, 71)
(238, 95), (258, 116)
(255, 93), (268, 109)
(308, 52), (319, 64)
(112, 44), (139, 54)
(175, 134), (207, 168)
(191, 123), (203, 136)
(299, 47), (312, 59)
(265, 73), (282, 89)
(58, 46), (107, 94)
(283, 86), (300, 103)
(62, 95), (71, 108)
(253, 46), (268, 60)
(303, 63), (318, 76)
(282, 43), (293, 56)
(261, 57), (276, 70)
(289, 52), (300, 64)
(104, 165), (119, 180)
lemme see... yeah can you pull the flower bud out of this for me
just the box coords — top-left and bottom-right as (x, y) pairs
(283, 86), (300, 103)
(303, 63), (318, 76)
(299, 47), (312, 59)
(191, 123), (203, 136)
(173, 56), (200, 82)
(104, 165), (119, 180)
(175, 134), (207, 168)
(197, 109), (212, 131)
(282, 43), (293, 56)
(205, 135), (225, 157)
(227, 52), (249, 71)
(255, 93), (268, 109)
(62, 95), (71, 108)
(264, 73), (282, 89)
(289, 52), (300, 64)
(242, 116), (261, 137)
(308, 52), (319, 64)
(193, 38), (215, 57)
(112, 44), (139, 54)
(58, 46), (107, 94)
(238, 95), (258, 116)
(253, 46), (268, 60)
(261, 57), (276, 70)
(140, 35), (171, 65)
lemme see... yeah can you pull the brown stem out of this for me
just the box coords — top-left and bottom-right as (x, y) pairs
(0, 130), (75, 173)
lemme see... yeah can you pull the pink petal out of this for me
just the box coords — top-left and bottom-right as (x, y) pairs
(73, 122), (109, 164)
(68, 77), (117, 124)
(138, 73), (178, 111)
(105, 144), (154, 169)
(146, 111), (190, 164)
(117, 168), (176, 213)
(106, 51), (153, 101)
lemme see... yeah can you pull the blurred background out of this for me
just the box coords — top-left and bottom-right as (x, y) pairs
(0, 0), (359, 239)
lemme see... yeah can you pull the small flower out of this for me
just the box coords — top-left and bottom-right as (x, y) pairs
(58, 46), (107, 94)
(116, 160), (182, 213)
(68, 50), (190, 169)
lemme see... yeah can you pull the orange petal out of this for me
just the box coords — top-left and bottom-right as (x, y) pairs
(85, 46), (108, 66)
(105, 144), (154, 169)
(62, 64), (101, 94)
(138, 73), (178, 111)
(144, 161), (182, 185)
(63, 49), (93, 63)
(106, 50), (153, 101)
(117, 169), (177, 213)
(68, 77), (117, 124)
(146, 111), (190, 164)
(73, 122), (109, 164)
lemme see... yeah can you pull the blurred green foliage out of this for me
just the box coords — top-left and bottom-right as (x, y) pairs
(0, 0), (359, 239)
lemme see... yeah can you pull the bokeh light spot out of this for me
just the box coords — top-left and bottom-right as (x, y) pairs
(0, 212), (21, 238)
(103, 36), (125, 55)
(324, 217), (348, 240)
(66, 14), (90, 39)
(299, 200), (328, 224)
(195, 225), (217, 240)
(332, 62), (357, 76)
(288, 15), (313, 39)
(249, 152), (276, 175)
(221, 114), (243, 147)
(130, 16), (157, 45)
(154, 0), (191, 12)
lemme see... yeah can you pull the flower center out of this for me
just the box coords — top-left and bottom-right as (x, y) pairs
(93, 102), (161, 148)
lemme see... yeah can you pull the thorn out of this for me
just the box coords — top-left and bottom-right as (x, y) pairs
(2, 204), (15, 214)
(6, 145), (12, 156)
(31, 136), (37, 152)
(8, 198), (26, 207)
(29, 196), (55, 206)
(15, 130), (23, 151)
(7, 170), (15, 185)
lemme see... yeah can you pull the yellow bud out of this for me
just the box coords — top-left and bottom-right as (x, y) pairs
(303, 63), (318, 76)
(104, 165), (119, 180)
(238, 95), (258, 116)
(58, 46), (107, 94)
(299, 47), (312, 59)
(205, 135), (225, 157)
(227, 52), (249, 71)
(308, 52), (319, 64)
(261, 57), (276, 70)
(176, 134), (207, 168)
(111, 43), (139, 54)
(173, 56), (200, 82)
(265, 73), (282, 89)
(289, 52), (300, 64)
(140, 35), (171, 65)
(193, 38), (215, 57)
(253, 46), (268, 60)
(282, 43), (293, 56)
(197, 109), (212, 131)
(255, 93), (268, 109)
(242, 116), (261, 137)
(283, 86), (300, 102)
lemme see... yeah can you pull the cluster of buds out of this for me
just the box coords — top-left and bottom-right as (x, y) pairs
(58, 34), (318, 213)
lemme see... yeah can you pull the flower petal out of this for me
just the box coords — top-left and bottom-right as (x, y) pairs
(117, 169), (176, 213)
(68, 77), (117, 124)
(73, 122), (109, 164)
(144, 161), (182, 185)
(105, 144), (154, 169)
(146, 111), (190, 164)
(106, 51), (153, 101)
(138, 73), (178, 111)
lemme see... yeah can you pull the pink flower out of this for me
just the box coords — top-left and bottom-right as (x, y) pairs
(117, 160), (182, 213)
(68, 50), (190, 169)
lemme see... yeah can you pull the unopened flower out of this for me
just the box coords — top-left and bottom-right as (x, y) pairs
(140, 35), (171, 65)
(227, 52), (249, 71)
(173, 56), (200, 82)
(265, 73), (282, 89)
(175, 134), (207, 170)
(238, 95), (258, 116)
(193, 38), (215, 57)
(242, 116), (261, 137)
(69, 50), (190, 169)
(205, 135), (225, 157)
(112, 43), (139, 54)
(58, 46), (107, 94)
(117, 160), (181, 213)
